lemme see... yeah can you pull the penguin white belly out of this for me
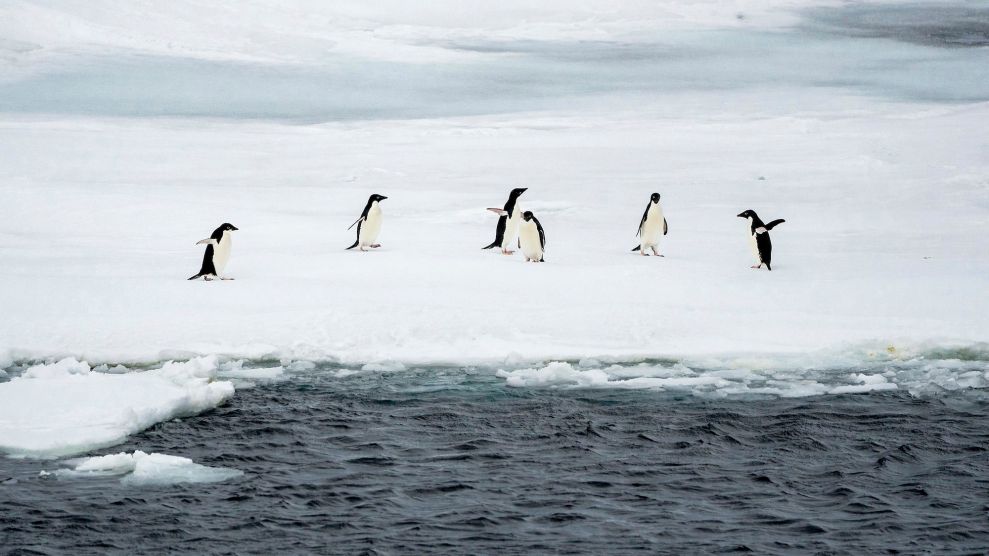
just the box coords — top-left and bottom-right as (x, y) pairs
(519, 220), (543, 261)
(640, 205), (665, 248)
(502, 207), (521, 250)
(748, 232), (760, 263)
(360, 204), (383, 246)
(213, 233), (232, 275)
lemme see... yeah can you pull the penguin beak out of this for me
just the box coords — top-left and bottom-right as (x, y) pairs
(380, 196), (388, 200)
(231, 225), (239, 230)
(736, 212), (745, 218)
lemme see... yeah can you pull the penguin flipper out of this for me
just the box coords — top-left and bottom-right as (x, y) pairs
(765, 219), (785, 231)
(196, 238), (218, 246)
(533, 216), (546, 250)
(347, 216), (365, 231)
(636, 201), (650, 236)
(487, 208), (508, 216)
(346, 220), (363, 249)
(664, 218), (668, 235)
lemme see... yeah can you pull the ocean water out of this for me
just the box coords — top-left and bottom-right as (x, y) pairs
(2, 360), (989, 554)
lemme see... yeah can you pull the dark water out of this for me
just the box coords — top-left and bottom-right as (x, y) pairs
(3, 367), (989, 555)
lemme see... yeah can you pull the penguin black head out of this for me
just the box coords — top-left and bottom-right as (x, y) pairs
(737, 210), (756, 219)
(522, 210), (534, 221)
(370, 194), (388, 203)
(220, 223), (239, 231)
(650, 192), (661, 203)
(510, 187), (528, 198)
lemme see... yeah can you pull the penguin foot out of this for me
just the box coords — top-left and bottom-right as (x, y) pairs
(502, 250), (515, 255)
(751, 265), (761, 269)
(204, 275), (215, 281)
(370, 244), (381, 248)
(640, 251), (650, 256)
(220, 276), (235, 280)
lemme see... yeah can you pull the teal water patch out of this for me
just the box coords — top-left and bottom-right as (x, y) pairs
(2, 16), (988, 121)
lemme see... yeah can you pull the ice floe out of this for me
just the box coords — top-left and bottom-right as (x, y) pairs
(0, 356), (233, 458)
(51, 450), (241, 485)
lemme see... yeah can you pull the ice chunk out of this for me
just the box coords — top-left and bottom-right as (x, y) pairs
(55, 450), (242, 485)
(0, 356), (234, 458)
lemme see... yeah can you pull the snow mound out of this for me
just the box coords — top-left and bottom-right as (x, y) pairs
(54, 450), (242, 485)
(0, 356), (234, 458)
(497, 354), (989, 398)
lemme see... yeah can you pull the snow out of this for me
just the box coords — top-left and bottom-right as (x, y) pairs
(0, 101), (985, 367)
(0, 0), (987, 440)
(0, 357), (233, 458)
(52, 450), (242, 485)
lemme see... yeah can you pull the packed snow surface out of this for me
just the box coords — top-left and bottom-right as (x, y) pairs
(0, 357), (233, 458)
(51, 450), (242, 485)
(0, 2), (987, 388)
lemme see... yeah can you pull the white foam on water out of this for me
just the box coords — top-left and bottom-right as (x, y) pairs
(0, 356), (234, 458)
(52, 450), (242, 485)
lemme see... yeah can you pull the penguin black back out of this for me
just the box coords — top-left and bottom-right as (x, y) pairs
(737, 209), (785, 270)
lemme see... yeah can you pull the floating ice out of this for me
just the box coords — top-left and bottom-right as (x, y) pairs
(0, 356), (234, 458)
(54, 450), (242, 485)
(497, 352), (989, 398)
(216, 361), (286, 389)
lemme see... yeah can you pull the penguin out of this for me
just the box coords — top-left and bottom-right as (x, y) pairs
(346, 194), (387, 251)
(482, 187), (527, 254)
(518, 211), (546, 262)
(631, 192), (667, 256)
(737, 209), (785, 270)
(188, 223), (238, 280)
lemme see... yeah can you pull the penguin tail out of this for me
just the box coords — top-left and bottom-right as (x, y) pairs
(346, 240), (359, 250)
(188, 273), (203, 280)
(631, 245), (641, 252)
(482, 240), (499, 250)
